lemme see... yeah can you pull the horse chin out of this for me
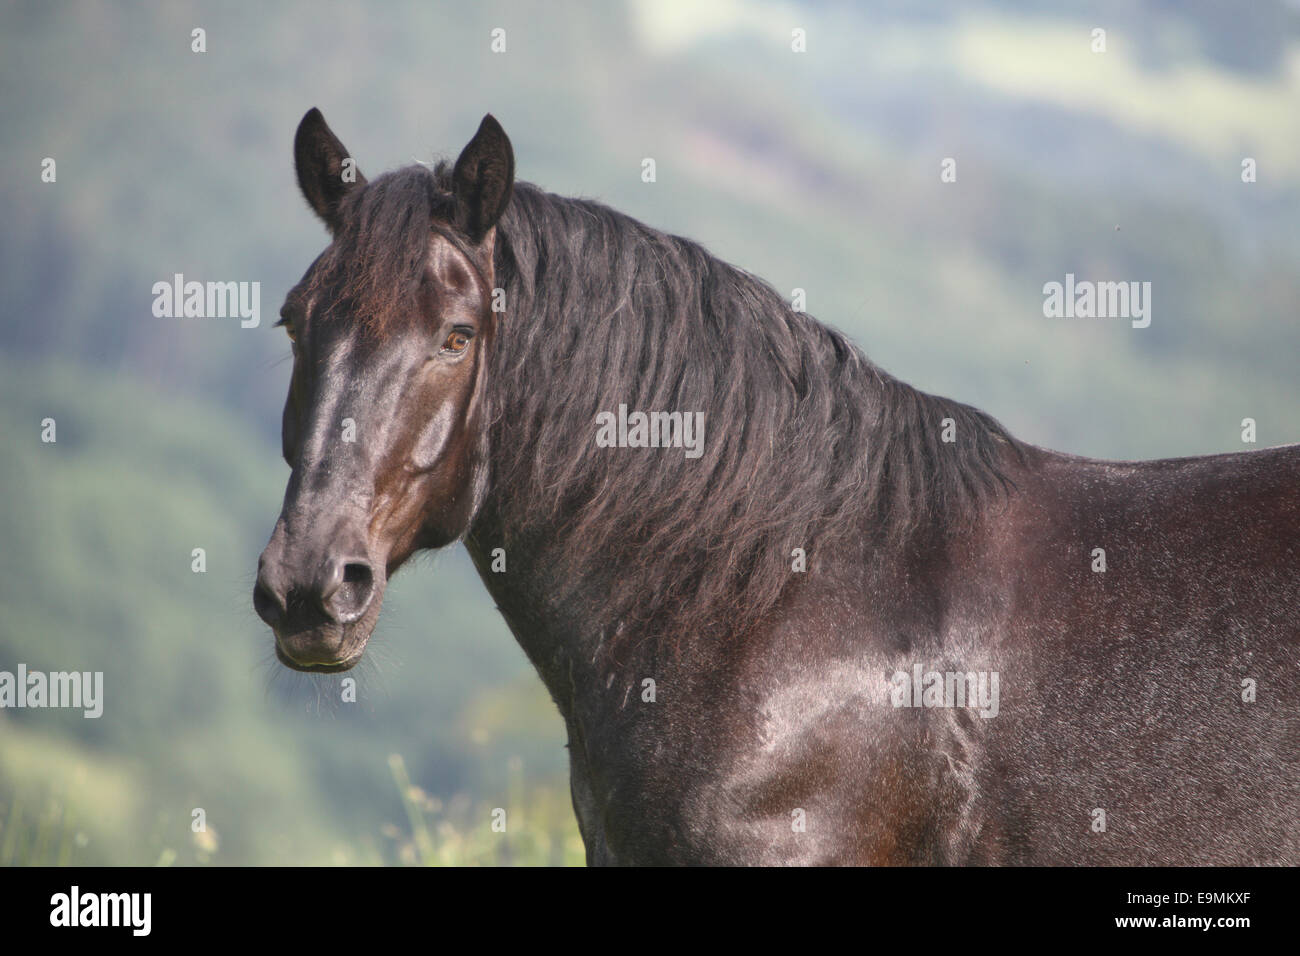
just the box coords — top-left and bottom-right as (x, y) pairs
(273, 626), (372, 673)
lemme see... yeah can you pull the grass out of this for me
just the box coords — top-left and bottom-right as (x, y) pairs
(0, 754), (586, 867)
(384, 754), (585, 867)
(0, 789), (86, 866)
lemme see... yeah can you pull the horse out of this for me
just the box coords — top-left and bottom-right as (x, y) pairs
(254, 108), (1300, 865)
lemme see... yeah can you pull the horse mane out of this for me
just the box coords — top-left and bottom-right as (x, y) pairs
(326, 162), (1027, 642)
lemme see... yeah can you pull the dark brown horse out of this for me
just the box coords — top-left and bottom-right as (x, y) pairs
(255, 108), (1300, 865)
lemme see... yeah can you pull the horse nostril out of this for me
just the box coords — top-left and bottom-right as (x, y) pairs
(253, 578), (285, 627)
(325, 561), (375, 624)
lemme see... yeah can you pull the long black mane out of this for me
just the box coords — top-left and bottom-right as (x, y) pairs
(330, 162), (1026, 641)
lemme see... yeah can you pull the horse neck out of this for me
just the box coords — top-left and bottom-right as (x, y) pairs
(465, 202), (725, 709)
(462, 193), (1020, 715)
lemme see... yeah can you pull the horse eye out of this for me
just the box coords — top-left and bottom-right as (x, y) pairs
(283, 323), (297, 343)
(441, 329), (473, 353)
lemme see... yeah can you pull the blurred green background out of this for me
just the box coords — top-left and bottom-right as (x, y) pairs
(1, 0), (1297, 865)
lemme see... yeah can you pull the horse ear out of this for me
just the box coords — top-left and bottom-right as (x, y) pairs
(452, 114), (514, 243)
(294, 107), (365, 233)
